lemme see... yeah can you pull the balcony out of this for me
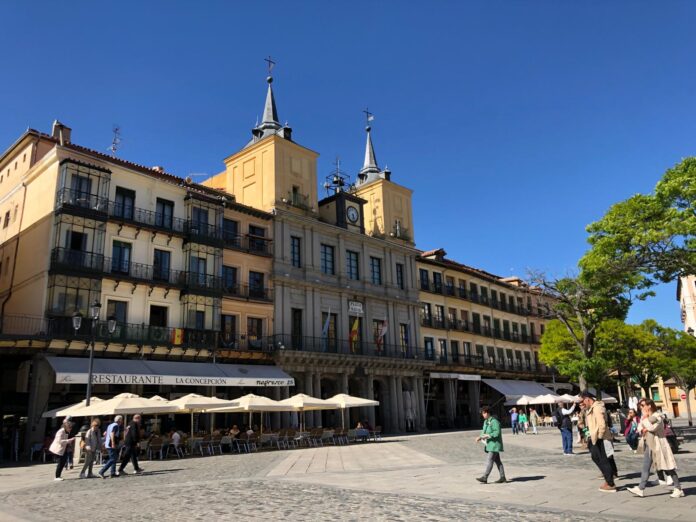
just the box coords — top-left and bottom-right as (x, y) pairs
(218, 333), (275, 352)
(55, 188), (109, 216)
(108, 201), (187, 235)
(184, 221), (223, 246)
(51, 247), (105, 275)
(222, 233), (273, 257)
(183, 272), (224, 294)
(222, 283), (273, 302)
(270, 334), (425, 360)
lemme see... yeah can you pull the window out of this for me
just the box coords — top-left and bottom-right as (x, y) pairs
(461, 310), (469, 328)
(463, 342), (471, 357)
(503, 320), (511, 339)
(491, 290), (498, 307)
(540, 324), (545, 336)
(372, 319), (387, 349)
(194, 311), (206, 330)
(422, 303), (432, 325)
(472, 313), (481, 334)
(114, 187), (135, 220)
(291, 236), (302, 268)
(524, 351), (532, 370)
(3, 211), (9, 228)
(424, 337), (434, 360)
(370, 256), (382, 285)
(419, 269), (430, 290)
(480, 287), (489, 304)
(451, 340), (460, 362)
(291, 309), (303, 348)
(222, 266), (238, 293)
(432, 272), (442, 292)
(396, 263), (405, 289)
(521, 324), (528, 342)
(191, 256), (207, 286)
(493, 318), (501, 338)
(150, 305), (168, 327)
(506, 348), (514, 368)
(249, 271), (265, 298)
(349, 316), (363, 354)
(487, 346), (496, 365)
(223, 219), (239, 246)
(651, 387), (661, 401)
(247, 317), (263, 340)
(445, 276), (454, 295)
(248, 225), (266, 252)
(483, 315), (491, 335)
(107, 300), (128, 324)
(153, 249), (171, 281)
(155, 198), (174, 229)
(499, 292), (507, 310)
(439, 339), (448, 363)
(448, 307), (457, 325)
(191, 207), (208, 229)
(508, 295), (515, 311)
(111, 241), (131, 274)
(399, 323), (409, 354)
(496, 347), (505, 366)
(512, 322), (519, 341)
(220, 315), (237, 347)
(322, 312), (338, 352)
(70, 175), (92, 203)
(434, 305), (444, 327)
(530, 322), (536, 341)
(469, 282), (478, 301)
(346, 250), (360, 280)
(320, 244), (335, 275)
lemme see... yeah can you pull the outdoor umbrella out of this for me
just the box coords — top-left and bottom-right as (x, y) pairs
(62, 393), (174, 417)
(326, 393), (379, 429)
(166, 393), (233, 436)
(503, 395), (537, 407)
(558, 393), (580, 403)
(531, 393), (563, 405)
(42, 397), (105, 418)
(206, 393), (293, 432)
(278, 393), (338, 431)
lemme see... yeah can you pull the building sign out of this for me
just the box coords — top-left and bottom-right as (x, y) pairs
(348, 300), (364, 315)
(55, 372), (294, 387)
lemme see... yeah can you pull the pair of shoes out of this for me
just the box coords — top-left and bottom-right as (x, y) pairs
(599, 482), (617, 493)
(670, 489), (685, 498)
(475, 476), (487, 484)
(134, 468), (144, 474)
(53, 477), (64, 482)
(658, 479), (668, 486)
(494, 477), (507, 484)
(116, 471), (124, 476)
(87, 474), (95, 479)
(666, 476), (674, 486)
(98, 471), (106, 479)
(627, 486), (644, 497)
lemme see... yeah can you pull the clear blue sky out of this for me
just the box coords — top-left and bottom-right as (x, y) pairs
(2, 1), (693, 328)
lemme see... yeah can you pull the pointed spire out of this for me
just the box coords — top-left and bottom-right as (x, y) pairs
(245, 57), (293, 148)
(260, 75), (280, 129)
(357, 109), (382, 184)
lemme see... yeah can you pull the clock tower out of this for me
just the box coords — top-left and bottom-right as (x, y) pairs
(318, 159), (366, 233)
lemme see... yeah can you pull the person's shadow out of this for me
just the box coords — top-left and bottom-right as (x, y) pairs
(507, 475), (545, 482)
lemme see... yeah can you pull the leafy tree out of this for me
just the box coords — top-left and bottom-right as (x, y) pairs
(656, 327), (696, 427)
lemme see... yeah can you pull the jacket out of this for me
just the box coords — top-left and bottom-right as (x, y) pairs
(84, 426), (102, 453)
(480, 416), (504, 453)
(49, 427), (70, 456)
(586, 400), (612, 444)
(641, 415), (677, 471)
(124, 421), (141, 446)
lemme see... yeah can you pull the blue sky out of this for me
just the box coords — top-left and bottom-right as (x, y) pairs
(1, 1), (693, 328)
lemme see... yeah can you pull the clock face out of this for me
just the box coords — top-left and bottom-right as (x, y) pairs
(346, 205), (359, 223)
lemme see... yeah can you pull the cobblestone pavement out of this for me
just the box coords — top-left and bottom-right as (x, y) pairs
(0, 429), (694, 521)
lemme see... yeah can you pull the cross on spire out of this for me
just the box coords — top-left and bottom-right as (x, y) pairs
(363, 107), (374, 128)
(265, 55), (276, 76)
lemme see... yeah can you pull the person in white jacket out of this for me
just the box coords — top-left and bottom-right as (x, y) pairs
(49, 419), (75, 481)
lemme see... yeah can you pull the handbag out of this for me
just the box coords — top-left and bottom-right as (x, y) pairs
(637, 436), (645, 455)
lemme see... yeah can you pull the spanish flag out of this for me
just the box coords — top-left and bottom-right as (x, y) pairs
(171, 328), (184, 346)
(349, 318), (360, 353)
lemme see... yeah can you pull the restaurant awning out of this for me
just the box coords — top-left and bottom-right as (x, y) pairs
(482, 378), (553, 398)
(429, 372), (481, 381)
(46, 356), (295, 387)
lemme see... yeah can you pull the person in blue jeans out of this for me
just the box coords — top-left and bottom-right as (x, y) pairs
(99, 415), (123, 479)
(556, 402), (576, 455)
(509, 408), (519, 435)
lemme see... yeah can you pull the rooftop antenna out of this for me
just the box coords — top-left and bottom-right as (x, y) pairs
(323, 156), (351, 195)
(108, 126), (121, 156)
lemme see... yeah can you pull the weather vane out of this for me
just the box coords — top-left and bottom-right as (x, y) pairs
(363, 107), (374, 128)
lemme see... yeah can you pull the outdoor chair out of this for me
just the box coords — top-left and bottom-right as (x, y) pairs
(210, 435), (223, 455)
(147, 437), (167, 460)
(308, 428), (324, 447)
(370, 426), (382, 441)
(236, 433), (251, 453)
(320, 429), (335, 445)
(286, 429), (298, 448)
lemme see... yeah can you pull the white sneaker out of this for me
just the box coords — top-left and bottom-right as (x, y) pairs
(53, 477), (64, 482)
(666, 476), (674, 486)
(627, 486), (644, 497)
(670, 489), (685, 498)
(657, 480), (667, 486)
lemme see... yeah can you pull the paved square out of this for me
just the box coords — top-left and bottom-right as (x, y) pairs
(1, 428), (693, 521)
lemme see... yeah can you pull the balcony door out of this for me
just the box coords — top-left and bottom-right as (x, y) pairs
(153, 249), (171, 282)
(191, 256), (207, 286)
(191, 207), (209, 233)
(114, 187), (135, 220)
(70, 175), (92, 207)
(111, 241), (131, 275)
(291, 308), (303, 349)
(249, 271), (264, 298)
(220, 314), (237, 348)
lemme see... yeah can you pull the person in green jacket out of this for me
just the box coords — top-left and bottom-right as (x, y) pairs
(475, 406), (507, 484)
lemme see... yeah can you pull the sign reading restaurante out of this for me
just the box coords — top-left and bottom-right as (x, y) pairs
(55, 372), (294, 387)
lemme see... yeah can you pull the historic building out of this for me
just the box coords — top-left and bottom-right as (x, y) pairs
(416, 248), (554, 428)
(202, 73), (430, 433)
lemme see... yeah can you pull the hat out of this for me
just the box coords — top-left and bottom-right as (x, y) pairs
(579, 390), (596, 400)
(65, 415), (73, 422)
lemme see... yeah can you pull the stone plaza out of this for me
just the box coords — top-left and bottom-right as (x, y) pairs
(0, 427), (694, 521)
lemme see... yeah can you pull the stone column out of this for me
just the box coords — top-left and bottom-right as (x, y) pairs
(313, 372), (322, 427)
(389, 375), (398, 433)
(340, 371), (349, 394)
(468, 380), (481, 428)
(396, 376), (405, 432)
(281, 385), (291, 427)
(366, 374), (376, 428)
(271, 387), (281, 430)
(304, 372), (314, 428)
(444, 379), (455, 427)
(417, 377), (427, 430)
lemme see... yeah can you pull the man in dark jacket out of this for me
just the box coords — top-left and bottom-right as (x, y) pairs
(118, 414), (144, 475)
(555, 402), (576, 455)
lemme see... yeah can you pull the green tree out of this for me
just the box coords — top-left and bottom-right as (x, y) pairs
(656, 327), (696, 427)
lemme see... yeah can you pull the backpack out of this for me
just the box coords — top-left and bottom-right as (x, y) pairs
(552, 409), (564, 428)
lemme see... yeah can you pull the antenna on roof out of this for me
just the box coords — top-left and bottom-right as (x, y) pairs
(108, 126), (121, 156)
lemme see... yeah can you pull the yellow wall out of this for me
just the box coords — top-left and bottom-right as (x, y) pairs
(353, 178), (414, 244)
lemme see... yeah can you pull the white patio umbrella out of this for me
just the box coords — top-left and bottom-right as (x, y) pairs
(278, 393), (338, 431)
(62, 393), (174, 417)
(558, 393), (580, 403)
(42, 397), (105, 418)
(503, 395), (537, 407)
(600, 392), (618, 404)
(206, 393), (293, 433)
(531, 393), (563, 405)
(166, 393), (233, 436)
(326, 393), (379, 429)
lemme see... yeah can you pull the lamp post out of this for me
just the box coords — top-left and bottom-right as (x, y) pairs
(73, 301), (117, 406)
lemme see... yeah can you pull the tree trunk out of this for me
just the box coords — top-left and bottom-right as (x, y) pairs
(642, 386), (650, 400)
(579, 374), (588, 391)
(686, 388), (694, 428)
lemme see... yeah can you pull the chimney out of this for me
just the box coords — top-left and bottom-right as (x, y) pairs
(51, 120), (72, 145)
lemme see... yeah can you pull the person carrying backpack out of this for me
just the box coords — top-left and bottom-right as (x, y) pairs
(554, 401), (576, 455)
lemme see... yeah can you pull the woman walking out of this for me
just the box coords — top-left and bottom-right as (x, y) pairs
(80, 419), (102, 479)
(475, 406), (506, 484)
(518, 410), (529, 434)
(48, 419), (75, 481)
(627, 399), (685, 498)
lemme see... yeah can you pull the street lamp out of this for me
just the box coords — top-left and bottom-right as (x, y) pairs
(72, 301), (116, 406)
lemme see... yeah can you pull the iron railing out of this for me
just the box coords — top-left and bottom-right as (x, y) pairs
(269, 334), (425, 360)
(419, 313), (538, 345)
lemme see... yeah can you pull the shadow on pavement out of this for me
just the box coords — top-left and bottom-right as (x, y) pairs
(509, 475), (545, 482)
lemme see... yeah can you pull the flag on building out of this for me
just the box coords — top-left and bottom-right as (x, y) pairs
(375, 320), (388, 352)
(321, 309), (331, 352)
(349, 318), (360, 354)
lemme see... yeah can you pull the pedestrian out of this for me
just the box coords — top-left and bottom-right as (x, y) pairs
(118, 414), (144, 475)
(529, 407), (540, 435)
(624, 409), (639, 453)
(554, 401), (576, 455)
(576, 401), (588, 447)
(518, 410), (528, 434)
(80, 419), (102, 479)
(475, 406), (506, 484)
(64, 415), (77, 470)
(509, 407), (519, 435)
(48, 418), (76, 481)
(98, 415), (123, 479)
(627, 399), (685, 498)
(581, 391), (617, 493)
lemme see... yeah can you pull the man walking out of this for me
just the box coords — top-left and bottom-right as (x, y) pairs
(582, 391), (617, 493)
(529, 407), (540, 435)
(118, 414), (144, 475)
(475, 406), (506, 484)
(98, 415), (123, 479)
(555, 401), (576, 455)
(509, 407), (519, 435)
